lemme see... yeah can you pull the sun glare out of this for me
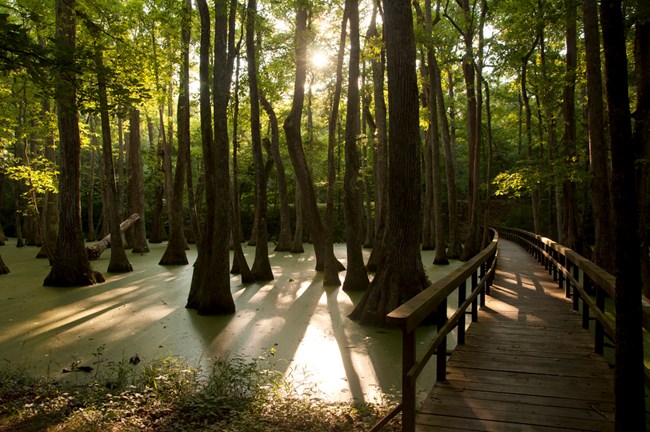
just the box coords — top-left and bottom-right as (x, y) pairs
(310, 50), (329, 70)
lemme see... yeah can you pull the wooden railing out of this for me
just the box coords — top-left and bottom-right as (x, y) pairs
(369, 229), (499, 432)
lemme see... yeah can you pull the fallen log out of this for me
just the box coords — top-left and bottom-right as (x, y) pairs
(86, 213), (140, 260)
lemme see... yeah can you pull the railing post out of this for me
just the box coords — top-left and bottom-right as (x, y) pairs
(595, 285), (605, 355)
(471, 272), (479, 322)
(582, 276), (591, 330)
(436, 299), (448, 382)
(565, 259), (572, 299)
(552, 249), (558, 282)
(402, 329), (416, 432)
(480, 262), (487, 306)
(572, 264), (580, 311)
(458, 281), (466, 344)
(558, 252), (567, 288)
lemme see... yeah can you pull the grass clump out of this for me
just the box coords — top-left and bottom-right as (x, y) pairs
(0, 349), (400, 431)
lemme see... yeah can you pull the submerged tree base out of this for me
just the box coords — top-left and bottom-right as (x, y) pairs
(159, 249), (189, 266)
(107, 261), (134, 273)
(0, 256), (9, 275)
(43, 268), (105, 287)
(350, 264), (429, 327)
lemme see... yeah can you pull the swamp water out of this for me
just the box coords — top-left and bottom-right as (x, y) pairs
(0, 240), (464, 404)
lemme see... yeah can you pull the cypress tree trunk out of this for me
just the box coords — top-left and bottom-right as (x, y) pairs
(127, 107), (149, 254)
(423, 0), (448, 265)
(96, 49), (132, 273)
(456, 0), (481, 261)
(261, 95), (293, 252)
(350, 0), (428, 326)
(583, 0), (615, 272)
(44, 0), (103, 287)
(147, 115), (166, 243)
(283, 2), (344, 273)
(342, 0), (369, 292)
(37, 100), (58, 262)
(187, 0), (237, 314)
(433, 56), (461, 259)
(635, 1), (650, 297)
(160, 0), (191, 266)
(562, 0), (580, 251)
(323, 5), (349, 287)
(600, 0), (645, 429)
(246, 0), (273, 281)
(366, 7), (387, 272)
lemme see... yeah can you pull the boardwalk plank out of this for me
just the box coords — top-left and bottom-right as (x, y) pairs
(415, 239), (616, 431)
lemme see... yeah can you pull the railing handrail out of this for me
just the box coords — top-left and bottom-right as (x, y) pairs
(498, 227), (617, 343)
(370, 229), (499, 432)
(501, 227), (616, 298)
(387, 231), (499, 332)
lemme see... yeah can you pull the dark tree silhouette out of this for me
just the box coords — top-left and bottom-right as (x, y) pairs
(600, 0), (645, 429)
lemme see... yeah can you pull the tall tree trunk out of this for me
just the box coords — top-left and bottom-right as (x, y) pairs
(433, 56), (461, 258)
(12, 92), (25, 248)
(481, 72), (493, 248)
(583, 0), (615, 272)
(231, 38), (246, 255)
(246, 0), (273, 281)
(562, 0), (580, 251)
(366, 7), (388, 271)
(342, 0), (369, 292)
(361, 76), (374, 249)
(600, 0), (645, 429)
(452, 0), (481, 261)
(322, 4), (348, 287)
(291, 183), (304, 253)
(37, 99), (58, 262)
(635, 1), (650, 297)
(283, 2), (343, 273)
(160, 0), (192, 266)
(538, 22), (563, 240)
(261, 95), (293, 252)
(127, 107), (149, 254)
(521, 39), (541, 234)
(87, 121), (97, 242)
(350, 0), (428, 326)
(421, 50), (435, 252)
(13, 138), (24, 248)
(147, 114), (166, 243)
(45, 0), (103, 286)
(95, 49), (132, 273)
(228, 35), (253, 281)
(187, 0), (237, 314)
(422, 0), (449, 265)
(117, 116), (125, 223)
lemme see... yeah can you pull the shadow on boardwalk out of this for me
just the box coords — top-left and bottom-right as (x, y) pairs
(416, 239), (616, 432)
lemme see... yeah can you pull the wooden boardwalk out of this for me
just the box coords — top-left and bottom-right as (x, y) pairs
(416, 239), (616, 431)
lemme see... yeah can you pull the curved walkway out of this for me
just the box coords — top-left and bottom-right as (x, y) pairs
(416, 239), (615, 431)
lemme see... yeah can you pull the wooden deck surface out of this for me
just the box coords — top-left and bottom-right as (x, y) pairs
(416, 239), (616, 431)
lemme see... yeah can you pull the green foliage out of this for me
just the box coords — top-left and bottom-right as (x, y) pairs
(0, 10), (52, 85)
(5, 155), (58, 195)
(0, 349), (401, 432)
(493, 169), (536, 198)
